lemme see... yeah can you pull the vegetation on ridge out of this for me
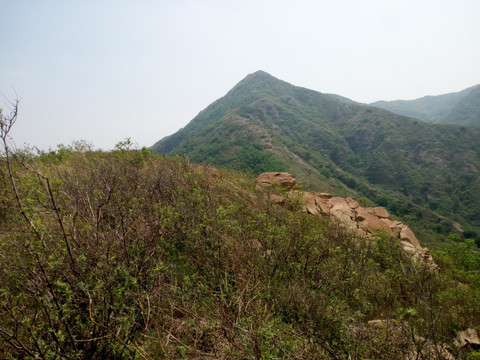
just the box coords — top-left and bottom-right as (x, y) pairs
(1, 141), (480, 358)
(370, 84), (480, 127)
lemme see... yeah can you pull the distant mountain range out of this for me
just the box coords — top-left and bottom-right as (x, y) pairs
(152, 71), (480, 246)
(369, 84), (480, 126)
(328, 83), (480, 127)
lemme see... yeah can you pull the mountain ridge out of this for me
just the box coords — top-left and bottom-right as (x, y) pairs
(369, 84), (480, 126)
(152, 71), (480, 246)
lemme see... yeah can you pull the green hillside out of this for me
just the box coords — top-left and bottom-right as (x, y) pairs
(153, 71), (480, 246)
(443, 85), (480, 126)
(1, 145), (480, 359)
(370, 84), (480, 126)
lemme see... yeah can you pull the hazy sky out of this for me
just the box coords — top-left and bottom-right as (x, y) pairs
(2, 0), (479, 150)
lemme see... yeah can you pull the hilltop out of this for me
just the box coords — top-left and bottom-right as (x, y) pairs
(152, 71), (480, 246)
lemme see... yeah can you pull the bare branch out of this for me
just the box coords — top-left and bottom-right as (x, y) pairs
(0, 99), (46, 247)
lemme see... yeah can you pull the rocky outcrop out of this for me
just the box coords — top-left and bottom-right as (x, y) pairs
(257, 172), (438, 271)
(300, 192), (330, 216)
(454, 328), (480, 349)
(256, 172), (296, 189)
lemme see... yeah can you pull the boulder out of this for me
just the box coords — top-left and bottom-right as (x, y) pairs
(355, 228), (369, 237)
(328, 196), (349, 206)
(372, 206), (391, 219)
(359, 218), (393, 235)
(356, 208), (392, 234)
(328, 198), (357, 226)
(317, 192), (332, 200)
(256, 172), (296, 189)
(420, 248), (439, 273)
(380, 218), (403, 236)
(330, 200), (354, 216)
(363, 206), (391, 219)
(315, 197), (331, 215)
(400, 225), (422, 250)
(400, 241), (418, 255)
(454, 328), (480, 349)
(301, 192), (330, 216)
(345, 197), (360, 209)
(302, 192), (320, 215)
(400, 242), (438, 272)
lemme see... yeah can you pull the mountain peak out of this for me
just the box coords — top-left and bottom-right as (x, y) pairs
(239, 70), (281, 85)
(226, 70), (289, 98)
(245, 70), (276, 79)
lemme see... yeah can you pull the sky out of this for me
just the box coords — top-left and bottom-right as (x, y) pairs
(1, 0), (479, 151)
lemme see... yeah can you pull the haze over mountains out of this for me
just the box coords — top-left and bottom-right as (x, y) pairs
(328, 82), (480, 127)
(152, 71), (480, 245)
(370, 84), (480, 127)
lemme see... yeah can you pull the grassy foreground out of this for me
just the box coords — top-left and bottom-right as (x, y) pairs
(1, 147), (480, 359)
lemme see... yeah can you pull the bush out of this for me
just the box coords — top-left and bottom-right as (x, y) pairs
(0, 147), (479, 358)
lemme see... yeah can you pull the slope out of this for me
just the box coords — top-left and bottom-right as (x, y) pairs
(1, 147), (480, 358)
(152, 71), (480, 245)
(370, 84), (480, 126)
(443, 84), (480, 126)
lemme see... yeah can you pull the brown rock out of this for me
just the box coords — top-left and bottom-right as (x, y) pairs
(315, 197), (331, 215)
(400, 241), (417, 255)
(305, 204), (318, 215)
(317, 192), (332, 199)
(372, 206), (391, 219)
(345, 197), (360, 209)
(359, 219), (392, 235)
(256, 172), (296, 189)
(355, 207), (368, 222)
(334, 212), (357, 227)
(324, 197), (357, 230)
(330, 201), (355, 221)
(400, 225), (421, 250)
(301, 192), (319, 215)
(261, 175), (440, 272)
(380, 218), (403, 236)
(454, 328), (480, 348)
(328, 197), (348, 206)
(357, 208), (392, 235)
(400, 241), (439, 272)
(420, 248), (439, 273)
(269, 193), (285, 204)
(363, 207), (390, 219)
(301, 192), (330, 216)
(453, 221), (464, 233)
(333, 214), (359, 233)
(363, 207), (375, 215)
(355, 228), (368, 237)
